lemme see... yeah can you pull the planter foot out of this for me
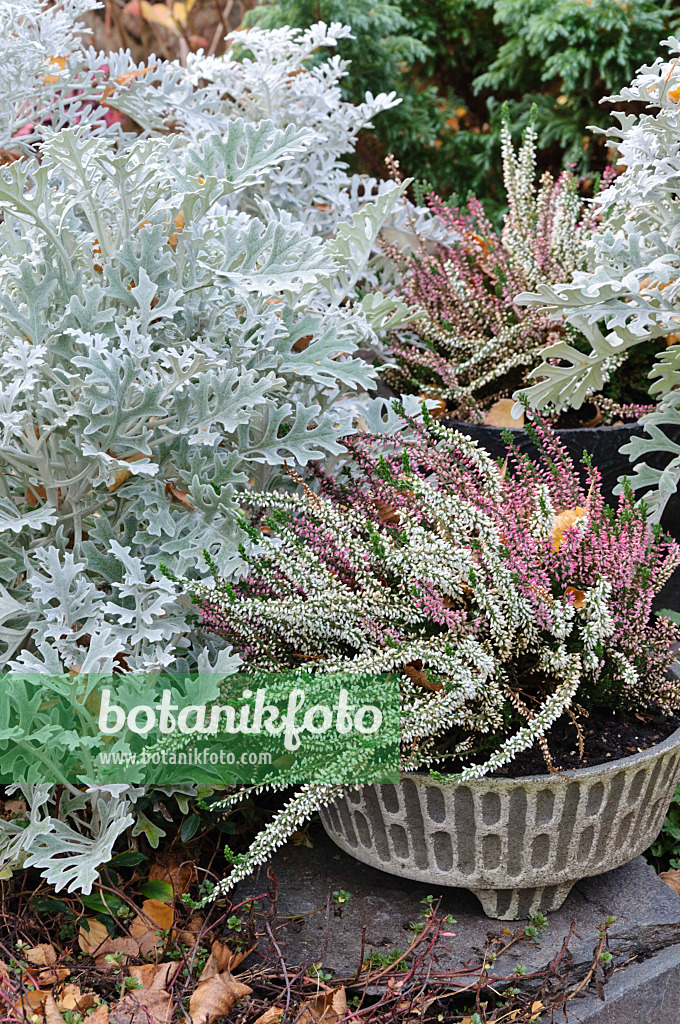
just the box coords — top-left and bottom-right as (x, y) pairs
(471, 883), (574, 921)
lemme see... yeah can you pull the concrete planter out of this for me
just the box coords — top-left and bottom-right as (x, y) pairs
(320, 727), (680, 920)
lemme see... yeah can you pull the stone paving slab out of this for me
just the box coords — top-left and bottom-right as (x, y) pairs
(235, 830), (680, 1022)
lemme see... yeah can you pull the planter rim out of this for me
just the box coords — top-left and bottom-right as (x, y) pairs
(406, 724), (680, 789)
(440, 418), (643, 437)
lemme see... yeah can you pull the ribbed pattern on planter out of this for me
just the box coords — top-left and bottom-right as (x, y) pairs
(319, 728), (680, 920)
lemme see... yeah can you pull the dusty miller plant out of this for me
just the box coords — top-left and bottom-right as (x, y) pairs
(0, 4), (427, 888)
(519, 38), (680, 517)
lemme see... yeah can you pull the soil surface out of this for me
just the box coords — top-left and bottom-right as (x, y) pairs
(490, 706), (680, 778)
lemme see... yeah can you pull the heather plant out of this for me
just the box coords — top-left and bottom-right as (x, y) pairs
(180, 409), (680, 900)
(519, 37), (680, 518)
(382, 124), (643, 421)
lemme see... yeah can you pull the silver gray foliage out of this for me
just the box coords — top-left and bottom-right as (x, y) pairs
(518, 38), (680, 517)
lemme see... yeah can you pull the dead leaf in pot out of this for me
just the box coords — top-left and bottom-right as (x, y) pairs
(564, 586), (587, 610)
(253, 1009), (284, 1024)
(129, 962), (180, 991)
(580, 404), (602, 428)
(403, 660), (443, 693)
(44, 993), (66, 1024)
(550, 507), (586, 551)
(418, 394), (447, 419)
(130, 898), (175, 956)
(483, 399), (523, 429)
(94, 936), (140, 966)
(149, 856), (197, 897)
(371, 499), (400, 525)
(59, 985), (96, 1013)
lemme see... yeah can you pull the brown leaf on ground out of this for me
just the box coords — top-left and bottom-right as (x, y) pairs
(660, 869), (680, 895)
(483, 398), (524, 430)
(20, 989), (48, 1013)
(198, 940), (248, 982)
(253, 1009), (284, 1024)
(129, 962), (180, 991)
(130, 899), (175, 957)
(59, 985), (96, 1013)
(94, 937), (140, 966)
(78, 918), (110, 955)
(37, 967), (70, 986)
(370, 499), (400, 525)
(188, 974), (252, 1024)
(25, 944), (57, 967)
(298, 986), (348, 1024)
(3, 799), (27, 817)
(149, 856), (197, 897)
(111, 990), (172, 1024)
(87, 1006), (110, 1024)
(44, 993), (66, 1024)
(177, 912), (206, 948)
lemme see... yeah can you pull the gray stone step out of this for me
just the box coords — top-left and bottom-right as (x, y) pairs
(235, 829), (680, 1023)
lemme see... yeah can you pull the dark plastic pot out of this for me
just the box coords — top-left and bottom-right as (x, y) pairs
(441, 418), (680, 612)
(440, 419), (645, 509)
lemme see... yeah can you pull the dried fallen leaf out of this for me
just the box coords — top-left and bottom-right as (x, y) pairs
(564, 586), (587, 610)
(669, 84), (680, 103)
(78, 918), (110, 955)
(94, 936), (140, 966)
(44, 993), (66, 1024)
(403, 660), (443, 693)
(25, 944), (57, 967)
(298, 986), (348, 1024)
(660, 869), (680, 896)
(198, 940), (248, 982)
(129, 962), (180, 991)
(417, 393), (447, 419)
(3, 799), (27, 816)
(483, 398), (524, 429)
(37, 967), (70, 987)
(102, 65), (157, 100)
(139, 1), (180, 32)
(550, 507), (586, 551)
(177, 912), (206, 948)
(130, 899), (175, 957)
(165, 480), (197, 511)
(189, 974), (252, 1024)
(111, 990), (172, 1024)
(253, 1009), (284, 1024)
(149, 855), (197, 897)
(168, 209), (185, 249)
(371, 498), (400, 525)
(59, 984), (96, 1013)
(667, 331), (680, 346)
(87, 1006), (110, 1024)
